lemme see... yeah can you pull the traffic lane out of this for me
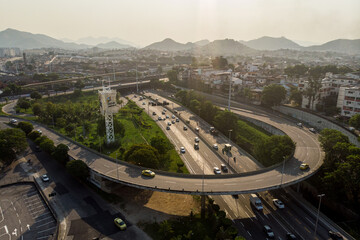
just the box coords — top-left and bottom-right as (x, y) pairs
(147, 92), (263, 172)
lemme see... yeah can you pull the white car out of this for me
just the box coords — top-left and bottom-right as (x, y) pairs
(195, 127), (199, 132)
(36, 129), (42, 134)
(297, 122), (303, 128)
(194, 137), (200, 143)
(213, 167), (221, 174)
(172, 115), (175, 119)
(176, 118), (179, 122)
(180, 147), (185, 153)
(10, 119), (17, 124)
(213, 144), (218, 150)
(273, 199), (285, 209)
(167, 122), (171, 126)
(309, 128), (316, 133)
(41, 174), (49, 182)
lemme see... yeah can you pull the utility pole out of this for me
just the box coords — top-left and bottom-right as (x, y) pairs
(314, 194), (325, 239)
(228, 70), (232, 111)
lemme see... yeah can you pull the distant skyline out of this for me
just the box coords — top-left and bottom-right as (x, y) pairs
(1, 0), (359, 47)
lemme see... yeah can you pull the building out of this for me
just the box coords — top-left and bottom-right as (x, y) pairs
(337, 86), (360, 117)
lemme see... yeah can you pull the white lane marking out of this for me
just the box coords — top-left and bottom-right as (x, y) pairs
(36, 220), (55, 228)
(37, 235), (53, 240)
(240, 222), (244, 227)
(247, 231), (252, 236)
(4, 225), (8, 234)
(27, 224), (30, 230)
(104, 164), (110, 168)
(255, 179), (263, 182)
(19, 219), (21, 224)
(165, 181), (176, 184)
(37, 226), (56, 234)
(245, 212), (253, 222)
(0, 207), (3, 223)
(36, 215), (53, 223)
(12, 228), (17, 236)
(224, 183), (236, 185)
(305, 217), (315, 226)
(195, 183), (207, 186)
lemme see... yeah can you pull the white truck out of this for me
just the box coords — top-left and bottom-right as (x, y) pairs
(250, 194), (263, 211)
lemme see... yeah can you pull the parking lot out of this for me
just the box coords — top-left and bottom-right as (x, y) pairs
(0, 183), (56, 240)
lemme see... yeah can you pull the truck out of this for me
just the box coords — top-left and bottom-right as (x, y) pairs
(249, 194), (263, 211)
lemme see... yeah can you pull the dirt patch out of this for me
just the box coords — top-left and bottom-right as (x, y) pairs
(115, 186), (200, 224)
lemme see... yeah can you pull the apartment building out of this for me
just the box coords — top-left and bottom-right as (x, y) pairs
(337, 86), (360, 117)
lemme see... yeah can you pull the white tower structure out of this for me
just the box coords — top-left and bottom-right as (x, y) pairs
(98, 83), (117, 144)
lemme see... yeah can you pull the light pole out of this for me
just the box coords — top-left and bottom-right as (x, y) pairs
(314, 194), (325, 239)
(280, 156), (286, 186)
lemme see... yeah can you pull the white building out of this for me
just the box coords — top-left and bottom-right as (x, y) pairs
(337, 86), (360, 117)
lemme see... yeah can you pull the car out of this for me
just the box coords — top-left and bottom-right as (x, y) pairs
(286, 233), (296, 239)
(142, 102), (146, 105)
(309, 127), (316, 133)
(41, 174), (49, 182)
(263, 225), (274, 238)
(297, 122), (303, 128)
(167, 122), (171, 126)
(10, 119), (17, 124)
(220, 164), (228, 172)
(142, 169), (155, 177)
(300, 163), (309, 170)
(158, 117), (162, 121)
(134, 95), (137, 98)
(162, 111), (165, 115)
(194, 143), (199, 150)
(174, 110), (178, 113)
(163, 108), (167, 112)
(114, 217), (127, 230)
(183, 126), (187, 130)
(195, 127), (199, 132)
(176, 118), (179, 122)
(213, 167), (221, 174)
(213, 144), (218, 150)
(180, 147), (185, 153)
(273, 199), (285, 209)
(171, 120), (175, 124)
(172, 115), (175, 119)
(166, 115), (169, 119)
(166, 126), (170, 130)
(153, 112), (157, 115)
(328, 231), (343, 240)
(162, 117), (166, 121)
(194, 137), (200, 142)
(36, 129), (42, 134)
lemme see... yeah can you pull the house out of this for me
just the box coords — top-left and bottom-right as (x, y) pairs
(337, 86), (360, 117)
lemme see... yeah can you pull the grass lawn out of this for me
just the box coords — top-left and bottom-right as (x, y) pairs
(29, 91), (187, 173)
(0, 104), (7, 116)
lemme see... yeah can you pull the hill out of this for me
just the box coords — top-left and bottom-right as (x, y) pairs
(305, 39), (360, 54)
(143, 38), (195, 51)
(0, 28), (89, 50)
(196, 39), (256, 56)
(96, 41), (132, 49)
(243, 36), (302, 50)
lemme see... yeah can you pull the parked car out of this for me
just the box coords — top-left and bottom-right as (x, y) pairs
(41, 174), (49, 182)
(213, 167), (221, 174)
(263, 225), (274, 238)
(114, 217), (127, 230)
(273, 199), (285, 209)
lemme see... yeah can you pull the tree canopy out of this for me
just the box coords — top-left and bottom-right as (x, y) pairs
(0, 128), (28, 164)
(349, 114), (360, 130)
(66, 160), (89, 181)
(124, 144), (159, 168)
(261, 84), (286, 107)
(18, 121), (34, 135)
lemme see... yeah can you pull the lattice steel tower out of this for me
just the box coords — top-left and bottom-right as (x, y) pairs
(98, 84), (117, 144)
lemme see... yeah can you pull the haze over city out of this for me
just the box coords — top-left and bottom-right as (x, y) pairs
(1, 0), (360, 46)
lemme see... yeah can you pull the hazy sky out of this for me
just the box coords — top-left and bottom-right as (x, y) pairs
(1, 0), (360, 46)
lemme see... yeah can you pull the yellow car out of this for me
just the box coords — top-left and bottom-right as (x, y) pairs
(114, 217), (127, 230)
(300, 163), (309, 170)
(142, 169), (155, 177)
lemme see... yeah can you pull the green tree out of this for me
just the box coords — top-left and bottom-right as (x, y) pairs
(30, 91), (42, 99)
(0, 128), (28, 164)
(28, 130), (42, 141)
(261, 84), (286, 107)
(74, 80), (85, 89)
(289, 88), (302, 106)
(65, 123), (76, 137)
(52, 144), (69, 165)
(18, 121), (34, 135)
(32, 103), (43, 116)
(66, 160), (89, 181)
(349, 114), (360, 129)
(150, 136), (170, 154)
(213, 110), (238, 139)
(124, 144), (159, 168)
(212, 56), (228, 70)
(189, 99), (201, 114)
(167, 70), (178, 82)
(39, 138), (55, 154)
(319, 129), (349, 153)
(17, 98), (31, 110)
(158, 220), (174, 240)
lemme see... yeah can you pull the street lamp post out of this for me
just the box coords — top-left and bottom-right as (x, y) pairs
(314, 194), (325, 239)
